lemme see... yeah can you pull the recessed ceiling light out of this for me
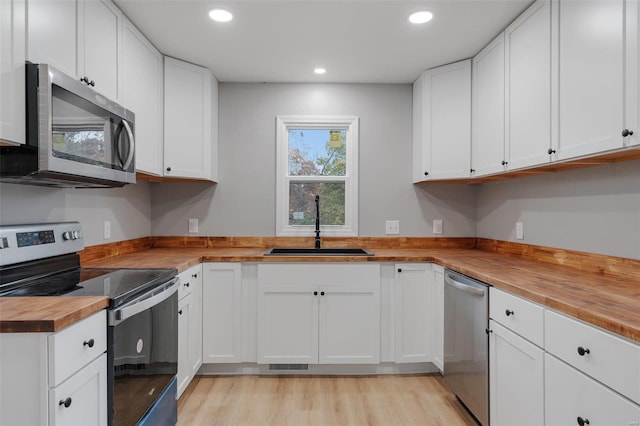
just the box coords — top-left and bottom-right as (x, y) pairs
(409, 11), (433, 24)
(209, 9), (233, 22)
(314, 68), (326, 75)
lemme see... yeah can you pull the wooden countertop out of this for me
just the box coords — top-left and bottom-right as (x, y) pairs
(3, 243), (638, 343)
(0, 296), (109, 333)
(82, 246), (640, 343)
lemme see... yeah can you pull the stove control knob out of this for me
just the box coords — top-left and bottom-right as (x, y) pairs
(72, 230), (80, 240)
(62, 231), (72, 241)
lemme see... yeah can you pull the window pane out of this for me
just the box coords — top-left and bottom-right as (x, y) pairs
(289, 182), (345, 226)
(288, 129), (346, 177)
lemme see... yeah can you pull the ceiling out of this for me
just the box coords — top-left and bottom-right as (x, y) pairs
(114, 0), (533, 84)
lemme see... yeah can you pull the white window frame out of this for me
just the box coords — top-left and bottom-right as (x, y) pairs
(276, 115), (359, 236)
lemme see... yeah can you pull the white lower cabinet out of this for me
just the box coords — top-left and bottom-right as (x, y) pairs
(394, 263), (433, 363)
(545, 354), (640, 426)
(257, 263), (380, 365)
(202, 262), (243, 363)
(489, 320), (544, 426)
(176, 263), (203, 398)
(0, 311), (107, 425)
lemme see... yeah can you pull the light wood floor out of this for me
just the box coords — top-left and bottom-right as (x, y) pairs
(177, 374), (478, 425)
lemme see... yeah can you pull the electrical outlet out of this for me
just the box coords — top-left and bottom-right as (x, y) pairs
(516, 222), (524, 240)
(385, 220), (400, 235)
(433, 219), (443, 235)
(188, 218), (199, 234)
(103, 220), (111, 240)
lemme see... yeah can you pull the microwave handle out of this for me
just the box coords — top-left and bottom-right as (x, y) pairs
(120, 120), (135, 170)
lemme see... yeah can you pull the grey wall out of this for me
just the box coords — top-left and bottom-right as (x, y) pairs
(476, 160), (640, 259)
(151, 83), (478, 237)
(0, 181), (152, 246)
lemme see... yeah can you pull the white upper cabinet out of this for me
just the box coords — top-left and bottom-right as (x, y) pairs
(504, 0), (552, 170)
(555, 0), (638, 159)
(0, 0), (25, 145)
(164, 57), (217, 180)
(413, 60), (471, 182)
(472, 33), (506, 176)
(122, 18), (164, 176)
(27, 0), (122, 101)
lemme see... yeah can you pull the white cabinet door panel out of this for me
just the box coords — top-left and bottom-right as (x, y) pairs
(432, 265), (444, 372)
(394, 264), (432, 363)
(177, 293), (191, 398)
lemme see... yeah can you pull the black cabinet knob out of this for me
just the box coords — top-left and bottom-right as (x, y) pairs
(184, 282), (190, 287)
(485, 328), (493, 334)
(320, 291), (325, 296)
(577, 416), (590, 426)
(470, 168), (475, 173)
(59, 397), (72, 408)
(622, 129), (634, 137)
(424, 171), (429, 176)
(80, 76), (89, 84)
(83, 338), (95, 348)
(90, 80), (95, 87)
(501, 160), (508, 166)
(166, 167), (171, 172)
(577, 346), (590, 356)
(178, 309), (183, 315)
(505, 309), (514, 317)
(192, 273), (199, 278)
(548, 148), (556, 154)
(397, 268), (402, 273)
(313, 291), (318, 296)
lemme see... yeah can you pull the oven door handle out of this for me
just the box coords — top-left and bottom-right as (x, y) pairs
(109, 277), (180, 326)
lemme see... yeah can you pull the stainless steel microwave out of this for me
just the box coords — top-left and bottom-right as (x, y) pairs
(0, 63), (136, 188)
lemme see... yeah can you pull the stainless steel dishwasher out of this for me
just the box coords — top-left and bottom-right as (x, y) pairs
(443, 269), (489, 426)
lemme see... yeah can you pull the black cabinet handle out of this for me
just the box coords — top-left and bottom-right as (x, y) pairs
(548, 148), (556, 154)
(166, 167), (172, 172)
(313, 291), (318, 296)
(577, 416), (590, 426)
(505, 309), (514, 317)
(397, 268), (402, 273)
(577, 346), (590, 356)
(83, 338), (95, 348)
(622, 129), (634, 137)
(501, 160), (508, 166)
(424, 171), (429, 176)
(178, 309), (183, 315)
(320, 291), (325, 296)
(59, 397), (72, 408)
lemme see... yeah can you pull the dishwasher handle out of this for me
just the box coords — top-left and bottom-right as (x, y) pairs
(109, 277), (180, 326)
(444, 272), (486, 297)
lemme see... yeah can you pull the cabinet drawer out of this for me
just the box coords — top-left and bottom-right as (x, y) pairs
(545, 354), (640, 426)
(490, 288), (544, 346)
(49, 311), (106, 387)
(178, 264), (202, 300)
(545, 310), (640, 404)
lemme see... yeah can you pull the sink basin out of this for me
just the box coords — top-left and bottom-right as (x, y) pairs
(264, 247), (374, 256)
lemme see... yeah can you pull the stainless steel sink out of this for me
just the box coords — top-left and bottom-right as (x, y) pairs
(264, 247), (374, 256)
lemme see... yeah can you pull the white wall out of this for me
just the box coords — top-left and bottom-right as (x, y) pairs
(150, 83), (478, 237)
(476, 160), (640, 259)
(0, 181), (152, 246)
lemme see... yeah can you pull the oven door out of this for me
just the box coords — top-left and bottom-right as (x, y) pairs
(108, 278), (179, 426)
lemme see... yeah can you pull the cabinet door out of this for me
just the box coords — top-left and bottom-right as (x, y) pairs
(49, 353), (107, 426)
(0, 0), (25, 145)
(472, 33), (506, 176)
(626, 0), (639, 147)
(556, 0), (627, 159)
(202, 263), (242, 363)
(489, 320), (544, 426)
(413, 61), (471, 181)
(177, 293), (191, 398)
(431, 265), (444, 372)
(257, 284), (318, 364)
(26, 0), (79, 78)
(164, 57), (212, 179)
(505, 0), (552, 170)
(394, 264), (432, 363)
(123, 18), (164, 175)
(319, 283), (380, 364)
(81, 0), (121, 101)
(545, 354), (640, 426)
(188, 265), (203, 377)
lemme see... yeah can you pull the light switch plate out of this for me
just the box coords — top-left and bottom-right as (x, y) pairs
(385, 220), (400, 235)
(433, 219), (443, 235)
(188, 218), (199, 234)
(516, 222), (524, 240)
(103, 220), (111, 240)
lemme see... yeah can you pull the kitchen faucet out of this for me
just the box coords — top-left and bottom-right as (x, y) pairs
(314, 195), (321, 249)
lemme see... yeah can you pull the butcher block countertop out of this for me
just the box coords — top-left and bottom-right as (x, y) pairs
(2, 237), (639, 343)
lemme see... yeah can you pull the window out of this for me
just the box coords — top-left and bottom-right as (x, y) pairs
(276, 116), (359, 236)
